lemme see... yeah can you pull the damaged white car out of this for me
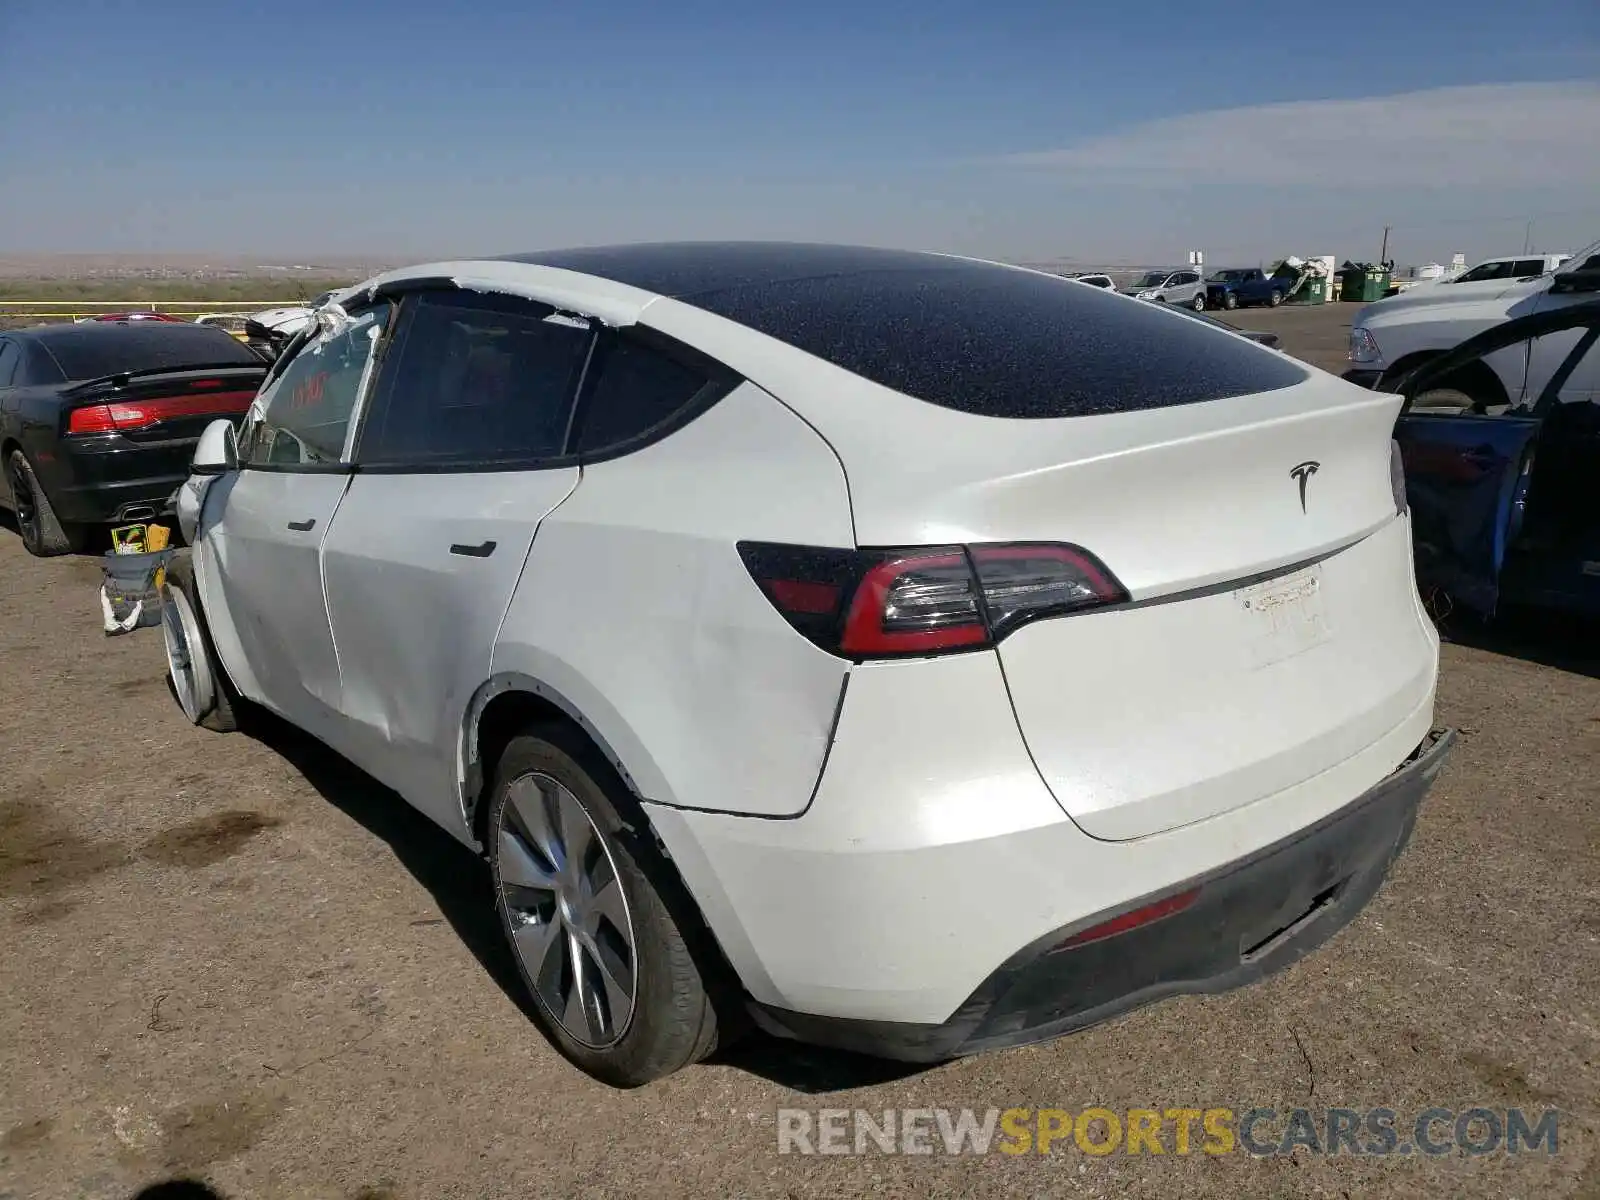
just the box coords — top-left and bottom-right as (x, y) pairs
(164, 244), (1453, 1086)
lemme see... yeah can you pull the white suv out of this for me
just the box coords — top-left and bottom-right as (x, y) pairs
(165, 244), (1452, 1086)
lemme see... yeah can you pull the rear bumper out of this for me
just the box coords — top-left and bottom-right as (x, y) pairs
(750, 728), (1454, 1062)
(39, 436), (196, 523)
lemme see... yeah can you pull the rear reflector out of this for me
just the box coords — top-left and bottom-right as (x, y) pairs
(67, 390), (255, 435)
(1050, 887), (1200, 952)
(739, 540), (1127, 659)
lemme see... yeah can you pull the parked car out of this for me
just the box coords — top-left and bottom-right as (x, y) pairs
(194, 313), (253, 339)
(0, 322), (267, 555)
(1164, 302), (1282, 348)
(241, 304), (317, 362)
(1205, 267), (1289, 310)
(1398, 253), (1572, 300)
(1344, 237), (1600, 408)
(165, 244), (1451, 1086)
(1395, 299), (1600, 618)
(1123, 268), (1206, 309)
(1066, 272), (1115, 289)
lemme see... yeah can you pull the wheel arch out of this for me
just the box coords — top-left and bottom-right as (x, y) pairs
(1381, 349), (1511, 407)
(460, 672), (655, 850)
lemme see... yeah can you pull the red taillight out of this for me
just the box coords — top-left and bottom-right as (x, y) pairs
(66, 390), (254, 435)
(1051, 888), (1200, 952)
(738, 540), (1127, 660)
(842, 552), (989, 654)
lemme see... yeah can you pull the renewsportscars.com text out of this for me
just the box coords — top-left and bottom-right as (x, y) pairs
(776, 1106), (1561, 1157)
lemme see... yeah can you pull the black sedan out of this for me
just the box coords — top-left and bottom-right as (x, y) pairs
(0, 322), (267, 556)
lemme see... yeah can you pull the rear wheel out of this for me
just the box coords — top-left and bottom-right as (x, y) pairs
(1268, 290), (1284, 307)
(1191, 291), (1206, 311)
(6, 450), (84, 557)
(488, 731), (724, 1086)
(161, 553), (240, 732)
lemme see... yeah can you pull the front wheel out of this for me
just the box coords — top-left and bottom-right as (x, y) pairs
(1222, 291), (1238, 310)
(6, 450), (84, 557)
(488, 732), (726, 1086)
(1268, 290), (1284, 307)
(161, 553), (240, 732)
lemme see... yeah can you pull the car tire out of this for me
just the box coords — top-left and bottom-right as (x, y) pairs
(6, 449), (85, 557)
(487, 730), (726, 1087)
(161, 552), (240, 732)
(1268, 290), (1284, 307)
(1223, 291), (1238, 310)
(1191, 291), (1206, 311)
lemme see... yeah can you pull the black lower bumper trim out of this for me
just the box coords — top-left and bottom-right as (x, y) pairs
(749, 728), (1456, 1063)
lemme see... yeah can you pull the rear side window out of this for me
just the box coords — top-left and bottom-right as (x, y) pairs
(38, 324), (261, 380)
(683, 261), (1306, 418)
(573, 331), (733, 456)
(358, 290), (593, 467)
(241, 304), (393, 468)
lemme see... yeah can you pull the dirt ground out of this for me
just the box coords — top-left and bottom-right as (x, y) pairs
(1, 301), (1597, 1200)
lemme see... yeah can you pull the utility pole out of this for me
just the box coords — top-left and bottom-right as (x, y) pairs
(1523, 220), (1533, 253)
(1379, 225), (1390, 267)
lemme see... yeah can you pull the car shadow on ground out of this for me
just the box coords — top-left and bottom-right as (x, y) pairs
(1434, 604), (1600, 680)
(129, 1182), (226, 1199)
(242, 709), (932, 1095)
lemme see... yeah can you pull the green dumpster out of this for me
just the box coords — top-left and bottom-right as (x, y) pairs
(1289, 278), (1329, 304)
(1342, 266), (1389, 302)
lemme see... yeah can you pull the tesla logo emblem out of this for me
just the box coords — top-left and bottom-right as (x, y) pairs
(1290, 461), (1321, 512)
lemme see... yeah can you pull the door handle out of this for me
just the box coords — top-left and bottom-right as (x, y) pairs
(449, 540), (497, 558)
(286, 518), (316, 531)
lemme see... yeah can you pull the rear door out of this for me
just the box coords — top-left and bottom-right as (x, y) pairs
(202, 302), (393, 741)
(320, 288), (592, 835)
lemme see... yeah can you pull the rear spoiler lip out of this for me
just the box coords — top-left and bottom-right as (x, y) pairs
(60, 363), (267, 400)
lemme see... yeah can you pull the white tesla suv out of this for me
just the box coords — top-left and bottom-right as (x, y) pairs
(163, 243), (1453, 1086)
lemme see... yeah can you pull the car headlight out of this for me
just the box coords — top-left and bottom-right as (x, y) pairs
(1349, 326), (1381, 364)
(1135, 290), (1157, 299)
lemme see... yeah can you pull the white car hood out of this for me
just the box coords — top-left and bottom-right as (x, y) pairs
(248, 305), (316, 335)
(1365, 275), (1547, 314)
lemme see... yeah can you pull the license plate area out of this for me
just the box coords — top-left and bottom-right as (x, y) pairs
(1236, 565), (1332, 668)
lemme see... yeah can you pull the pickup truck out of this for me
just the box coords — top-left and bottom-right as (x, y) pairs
(1204, 268), (1287, 310)
(1344, 236), (1600, 410)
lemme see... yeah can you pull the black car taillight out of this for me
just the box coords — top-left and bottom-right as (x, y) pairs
(65, 389), (256, 435)
(738, 540), (1127, 659)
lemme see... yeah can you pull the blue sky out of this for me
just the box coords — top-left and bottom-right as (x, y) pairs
(1, 0), (1597, 266)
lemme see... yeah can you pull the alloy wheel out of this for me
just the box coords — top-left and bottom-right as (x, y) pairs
(161, 586), (213, 723)
(497, 772), (637, 1049)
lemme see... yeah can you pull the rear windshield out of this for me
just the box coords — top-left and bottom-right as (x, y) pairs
(39, 324), (261, 381)
(686, 260), (1306, 418)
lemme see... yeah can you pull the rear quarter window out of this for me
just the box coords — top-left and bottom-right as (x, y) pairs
(573, 329), (737, 457)
(685, 260), (1307, 419)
